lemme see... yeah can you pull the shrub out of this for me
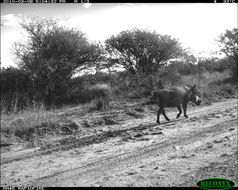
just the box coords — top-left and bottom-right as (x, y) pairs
(219, 83), (237, 96)
(86, 84), (111, 111)
(88, 96), (110, 112)
(87, 84), (111, 99)
(1, 67), (33, 112)
(67, 82), (112, 109)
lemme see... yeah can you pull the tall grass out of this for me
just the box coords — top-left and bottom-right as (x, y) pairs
(1, 103), (59, 141)
(177, 70), (231, 87)
(177, 70), (236, 103)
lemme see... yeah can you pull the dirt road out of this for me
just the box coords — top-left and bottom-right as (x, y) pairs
(1, 99), (237, 187)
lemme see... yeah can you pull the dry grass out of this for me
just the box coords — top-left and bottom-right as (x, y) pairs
(178, 70), (231, 87)
(0, 84), (112, 144)
(1, 104), (59, 142)
(177, 70), (236, 104)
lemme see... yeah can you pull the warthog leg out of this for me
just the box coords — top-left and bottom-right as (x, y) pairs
(176, 105), (182, 119)
(183, 103), (188, 118)
(157, 107), (163, 124)
(162, 108), (170, 121)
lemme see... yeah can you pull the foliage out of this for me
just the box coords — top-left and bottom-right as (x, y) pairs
(105, 28), (184, 76)
(13, 17), (103, 106)
(218, 28), (238, 81)
(88, 96), (110, 112)
(1, 67), (33, 112)
(67, 81), (111, 105)
(199, 57), (230, 73)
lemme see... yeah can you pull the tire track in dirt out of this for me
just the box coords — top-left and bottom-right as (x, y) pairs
(31, 118), (237, 186)
(1, 99), (237, 186)
(1, 99), (237, 165)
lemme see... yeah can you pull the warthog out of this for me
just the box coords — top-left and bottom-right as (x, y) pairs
(150, 85), (201, 124)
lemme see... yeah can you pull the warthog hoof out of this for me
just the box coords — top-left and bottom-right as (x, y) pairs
(184, 115), (188, 118)
(157, 120), (160, 124)
(176, 114), (180, 119)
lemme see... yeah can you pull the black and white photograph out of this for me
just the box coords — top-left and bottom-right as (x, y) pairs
(1, 2), (237, 187)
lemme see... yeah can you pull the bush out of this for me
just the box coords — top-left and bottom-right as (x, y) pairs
(67, 81), (112, 106)
(219, 83), (237, 96)
(88, 96), (110, 112)
(87, 84), (111, 111)
(87, 84), (111, 100)
(199, 57), (230, 73)
(159, 68), (182, 86)
(198, 81), (236, 104)
(1, 67), (33, 112)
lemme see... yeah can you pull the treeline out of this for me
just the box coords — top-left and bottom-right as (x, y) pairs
(1, 56), (233, 111)
(1, 18), (237, 112)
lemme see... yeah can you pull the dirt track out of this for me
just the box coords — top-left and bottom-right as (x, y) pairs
(1, 99), (237, 187)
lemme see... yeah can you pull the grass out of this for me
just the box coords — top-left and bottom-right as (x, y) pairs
(177, 70), (237, 104)
(177, 70), (231, 87)
(1, 104), (60, 143)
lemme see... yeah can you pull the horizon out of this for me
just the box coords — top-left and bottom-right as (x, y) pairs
(1, 3), (237, 68)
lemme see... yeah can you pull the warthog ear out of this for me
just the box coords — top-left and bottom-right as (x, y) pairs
(188, 85), (196, 93)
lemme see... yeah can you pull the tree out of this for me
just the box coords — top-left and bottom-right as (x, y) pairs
(218, 28), (238, 81)
(1, 67), (32, 111)
(13, 18), (103, 106)
(105, 29), (184, 76)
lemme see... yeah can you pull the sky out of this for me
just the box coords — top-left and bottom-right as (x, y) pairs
(1, 3), (237, 68)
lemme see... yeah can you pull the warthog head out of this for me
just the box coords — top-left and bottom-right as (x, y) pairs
(188, 85), (201, 106)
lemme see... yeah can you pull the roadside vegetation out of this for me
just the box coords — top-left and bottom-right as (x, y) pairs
(1, 18), (237, 145)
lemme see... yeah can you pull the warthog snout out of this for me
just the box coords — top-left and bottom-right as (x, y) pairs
(195, 96), (201, 105)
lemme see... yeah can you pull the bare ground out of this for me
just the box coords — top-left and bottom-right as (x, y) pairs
(1, 99), (237, 187)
